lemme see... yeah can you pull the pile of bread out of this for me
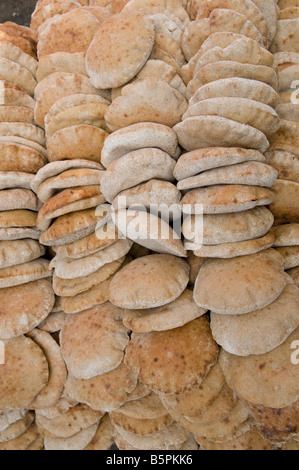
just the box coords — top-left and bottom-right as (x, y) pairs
(0, 0), (298, 451)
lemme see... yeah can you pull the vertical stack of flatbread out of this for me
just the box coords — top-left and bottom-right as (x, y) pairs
(86, 6), (189, 255)
(267, 51), (299, 285)
(0, 20), (59, 452)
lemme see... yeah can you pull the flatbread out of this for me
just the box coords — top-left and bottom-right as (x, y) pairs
(269, 180), (299, 224)
(174, 116), (270, 153)
(0, 279), (54, 339)
(194, 250), (286, 315)
(0, 258), (52, 289)
(220, 328), (299, 408)
(64, 363), (137, 412)
(109, 254), (190, 309)
(36, 51), (87, 82)
(125, 317), (218, 394)
(0, 336), (49, 412)
(60, 302), (130, 379)
(37, 9), (100, 57)
(211, 278), (299, 356)
(123, 289), (207, 333)
(100, 148), (175, 203)
(101, 122), (179, 169)
(0, 57), (36, 96)
(86, 11), (155, 89)
(181, 185), (274, 214)
(105, 78), (188, 132)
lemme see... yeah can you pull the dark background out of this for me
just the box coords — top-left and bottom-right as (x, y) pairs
(0, 0), (37, 26)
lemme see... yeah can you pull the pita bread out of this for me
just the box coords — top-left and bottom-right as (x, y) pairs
(178, 162), (278, 191)
(160, 363), (225, 418)
(86, 11), (155, 89)
(273, 224), (299, 247)
(36, 394), (78, 421)
(105, 78), (188, 132)
(193, 232), (275, 259)
(270, 18), (299, 53)
(174, 148), (266, 181)
(65, 363), (137, 412)
(51, 239), (132, 279)
(0, 335), (49, 412)
(31, 159), (103, 195)
(270, 120), (299, 157)
(149, 45), (182, 75)
(0, 22), (37, 43)
(125, 317), (218, 395)
(194, 61), (279, 92)
(0, 88), (35, 109)
(0, 209), (37, 229)
(37, 186), (105, 232)
(0, 57), (36, 96)
(181, 185), (274, 215)
(0, 228), (41, 241)
(39, 208), (99, 247)
(0, 170), (34, 190)
(37, 9), (100, 57)
(126, 381), (151, 403)
(118, 392), (166, 420)
(187, 251), (206, 284)
(112, 180), (181, 214)
(182, 11), (263, 62)
(123, 289), (207, 333)
(115, 422), (189, 450)
(189, 77), (279, 109)
(101, 123), (179, 169)
(0, 106), (35, 125)
(112, 210), (186, 258)
(60, 302), (130, 379)
(198, 427), (272, 450)
(196, 0), (269, 46)
(114, 430), (197, 450)
(111, 60), (187, 100)
(46, 103), (109, 138)
(36, 404), (102, 438)
(0, 122), (45, 147)
(269, 180), (299, 224)
(155, 33), (185, 66)
(265, 150), (299, 183)
(0, 136), (47, 159)
(174, 116), (269, 153)
(109, 255), (190, 309)
(0, 32), (36, 59)
(0, 410), (27, 433)
(31, 1), (81, 32)
(100, 148), (175, 203)
(36, 52), (87, 83)
(47, 125), (108, 164)
(183, 207), (274, 245)
(84, 414), (114, 451)
(38, 311), (68, 333)
(27, 329), (67, 410)
(0, 424), (39, 450)
(0, 189), (39, 212)
(123, 0), (190, 25)
(0, 413), (35, 443)
(220, 328), (299, 408)
(52, 224), (118, 260)
(53, 258), (125, 297)
(36, 169), (104, 204)
(0, 238), (45, 270)
(194, 250), (286, 315)
(287, 266), (299, 286)
(244, 399), (299, 443)
(34, 72), (108, 128)
(252, 0), (278, 43)
(279, 64), (299, 91)
(193, 36), (275, 74)
(111, 411), (173, 435)
(277, 103), (299, 124)
(211, 278), (299, 356)
(60, 276), (111, 314)
(0, 41), (37, 78)
(0, 259), (52, 289)
(183, 98), (279, 137)
(277, 246), (299, 269)
(26, 435), (44, 450)
(43, 424), (100, 451)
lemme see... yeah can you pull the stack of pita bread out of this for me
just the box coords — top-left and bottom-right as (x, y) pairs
(0, 21), (55, 343)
